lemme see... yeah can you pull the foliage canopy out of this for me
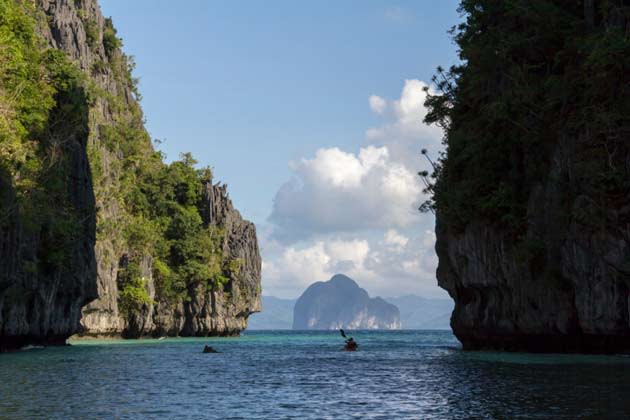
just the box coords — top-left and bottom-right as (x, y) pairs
(0, 0), (240, 315)
(422, 0), (630, 237)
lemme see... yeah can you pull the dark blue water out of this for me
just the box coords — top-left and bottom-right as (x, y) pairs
(1, 330), (629, 419)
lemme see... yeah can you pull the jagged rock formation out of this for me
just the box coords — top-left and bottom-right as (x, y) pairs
(253, 294), (452, 330)
(0, 0), (260, 349)
(0, 121), (97, 352)
(81, 182), (261, 338)
(38, 0), (130, 341)
(293, 274), (400, 330)
(0, 0), (98, 351)
(427, 2), (630, 353)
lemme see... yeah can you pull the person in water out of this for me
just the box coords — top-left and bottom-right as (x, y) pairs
(340, 328), (358, 350)
(345, 337), (358, 351)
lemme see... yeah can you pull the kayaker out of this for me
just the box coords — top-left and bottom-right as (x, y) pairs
(345, 337), (358, 351)
(340, 329), (358, 351)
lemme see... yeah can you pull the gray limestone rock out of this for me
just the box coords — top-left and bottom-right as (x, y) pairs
(0, 0), (100, 351)
(437, 132), (630, 353)
(292, 274), (400, 330)
(0, 0), (261, 350)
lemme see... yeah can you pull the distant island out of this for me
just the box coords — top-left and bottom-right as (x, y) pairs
(292, 274), (400, 330)
(248, 293), (452, 330)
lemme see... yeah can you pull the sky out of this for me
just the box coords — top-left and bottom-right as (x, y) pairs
(100, 0), (461, 299)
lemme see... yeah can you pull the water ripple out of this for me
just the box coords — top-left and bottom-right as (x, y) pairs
(1, 331), (629, 419)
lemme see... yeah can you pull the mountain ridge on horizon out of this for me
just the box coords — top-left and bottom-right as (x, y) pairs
(292, 274), (402, 330)
(248, 276), (453, 330)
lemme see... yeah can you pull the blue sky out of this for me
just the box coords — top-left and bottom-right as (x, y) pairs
(100, 0), (461, 298)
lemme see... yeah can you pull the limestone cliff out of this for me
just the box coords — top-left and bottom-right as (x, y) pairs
(293, 274), (400, 330)
(0, 0), (261, 349)
(0, 0), (98, 351)
(425, 1), (630, 353)
(81, 182), (261, 338)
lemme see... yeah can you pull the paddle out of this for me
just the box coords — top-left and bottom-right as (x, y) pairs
(340, 329), (347, 339)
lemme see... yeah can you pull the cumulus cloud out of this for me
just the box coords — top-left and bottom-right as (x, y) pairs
(365, 79), (443, 171)
(269, 145), (422, 241)
(262, 238), (367, 297)
(369, 95), (387, 114)
(261, 228), (442, 299)
(269, 79), (442, 243)
(263, 79), (446, 298)
(384, 229), (409, 249)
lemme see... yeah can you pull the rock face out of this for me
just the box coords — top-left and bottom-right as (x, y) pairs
(81, 182), (262, 338)
(0, 0), (99, 351)
(433, 1), (630, 353)
(293, 274), (400, 330)
(437, 173), (630, 353)
(0, 0), (261, 349)
(429, 2), (630, 353)
(0, 128), (97, 351)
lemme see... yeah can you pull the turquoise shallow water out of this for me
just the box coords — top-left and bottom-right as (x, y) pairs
(1, 330), (629, 419)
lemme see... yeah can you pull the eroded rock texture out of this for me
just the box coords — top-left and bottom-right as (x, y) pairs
(81, 182), (262, 338)
(0, 0), (260, 349)
(0, 0), (100, 351)
(431, 1), (630, 354)
(438, 135), (630, 353)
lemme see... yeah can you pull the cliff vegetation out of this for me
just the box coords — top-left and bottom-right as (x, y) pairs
(423, 0), (629, 236)
(0, 0), (261, 348)
(422, 0), (630, 352)
(1, 0), (88, 274)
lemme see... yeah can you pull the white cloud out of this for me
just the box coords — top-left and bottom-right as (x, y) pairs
(369, 95), (387, 114)
(269, 80), (443, 242)
(365, 79), (443, 172)
(261, 229), (443, 299)
(261, 239), (365, 298)
(289, 146), (387, 190)
(326, 239), (370, 266)
(384, 229), (409, 249)
(269, 145), (422, 241)
(263, 79), (446, 299)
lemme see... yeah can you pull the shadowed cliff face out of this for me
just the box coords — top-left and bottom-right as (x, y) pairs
(0, 0), (260, 349)
(437, 138), (630, 353)
(0, 0), (98, 351)
(293, 274), (400, 330)
(0, 104), (97, 350)
(38, 0), (145, 339)
(36, 0), (261, 339)
(430, 2), (630, 353)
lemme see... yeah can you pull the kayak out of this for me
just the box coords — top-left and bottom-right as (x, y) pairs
(340, 330), (358, 351)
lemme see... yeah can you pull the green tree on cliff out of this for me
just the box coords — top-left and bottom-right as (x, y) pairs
(422, 0), (630, 236)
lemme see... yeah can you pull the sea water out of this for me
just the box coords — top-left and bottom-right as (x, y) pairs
(0, 330), (628, 419)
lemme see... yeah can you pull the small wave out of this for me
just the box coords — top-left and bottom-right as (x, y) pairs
(20, 345), (44, 351)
